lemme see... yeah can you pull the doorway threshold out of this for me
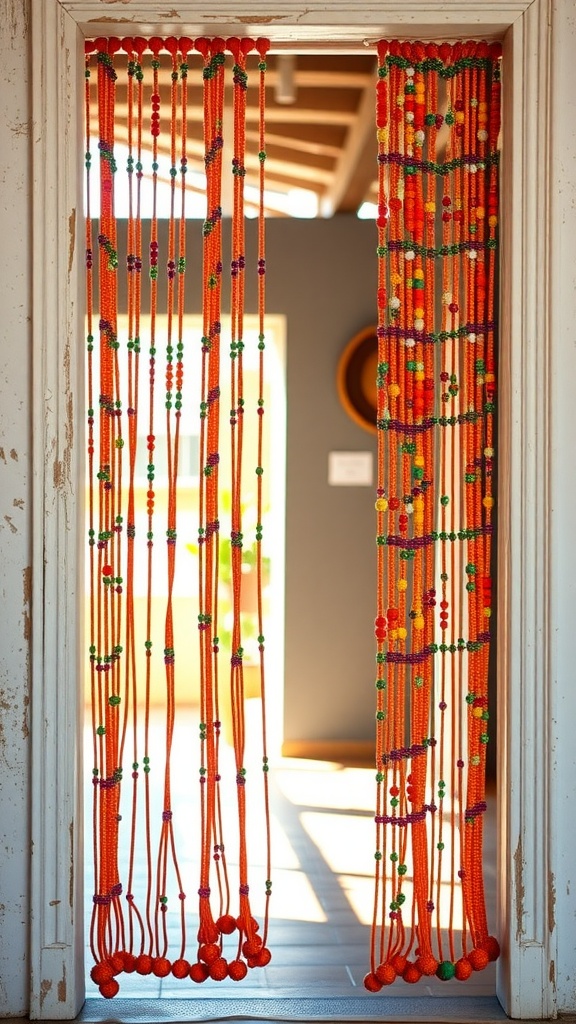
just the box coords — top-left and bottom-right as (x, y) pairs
(78, 994), (509, 1024)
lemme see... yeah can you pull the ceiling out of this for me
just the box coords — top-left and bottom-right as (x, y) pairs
(238, 52), (379, 217)
(89, 51), (379, 219)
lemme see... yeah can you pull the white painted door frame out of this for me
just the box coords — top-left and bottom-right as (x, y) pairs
(31, 0), (572, 1018)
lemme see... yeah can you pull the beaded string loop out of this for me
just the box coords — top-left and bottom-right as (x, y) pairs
(365, 39), (501, 992)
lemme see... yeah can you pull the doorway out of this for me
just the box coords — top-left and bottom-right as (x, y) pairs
(29, 3), (562, 1020)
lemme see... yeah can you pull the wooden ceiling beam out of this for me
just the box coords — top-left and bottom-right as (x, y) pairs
(249, 128), (341, 159)
(319, 61), (377, 216)
(91, 105), (356, 127)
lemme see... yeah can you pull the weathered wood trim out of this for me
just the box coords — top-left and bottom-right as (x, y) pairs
(30, 1), (85, 1018)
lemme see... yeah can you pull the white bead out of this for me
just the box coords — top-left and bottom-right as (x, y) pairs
(468, 249), (478, 260)
(414, 318), (424, 331)
(405, 337), (415, 348)
(405, 111), (414, 123)
(390, 296), (401, 310)
(468, 333), (476, 343)
(477, 129), (488, 141)
(415, 130), (425, 145)
(405, 249), (415, 261)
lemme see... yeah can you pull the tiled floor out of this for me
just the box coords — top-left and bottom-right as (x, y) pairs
(82, 704), (500, 1021)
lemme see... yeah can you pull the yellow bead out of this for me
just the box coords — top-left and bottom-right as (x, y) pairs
(414, 455), (425, 468)
(397, 578), (408, 591)
(413, 495), (424, 509)
(391, 272), (402, 285)
(414, 370), (425, 382)
(455, 111), (465, 123)
(484, 607), (492, 618)
(397, 627), (407, 641)
(424, 201), (436, 212)
(483, 496), (495, 509)
(377, 128), (389, 143)
(414, 306), (424, 318)
(375, 497), (388, 512)
(415, 81), (425, 94)
(413, 268), (424, 280)
(489, 215), (498, 228)
(388, 383), (401, 398)
(476, 206), (485, 219)
(472, 707), (483, 718)
(485, 372), (495, 383)
(413, 616), (425, 630)
(389, 628), (398, 641)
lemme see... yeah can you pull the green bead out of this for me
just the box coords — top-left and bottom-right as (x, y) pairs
(436, 960), (456, 981)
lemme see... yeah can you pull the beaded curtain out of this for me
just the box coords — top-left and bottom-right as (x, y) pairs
(85, 36), (272, 999)
(85, 33), (501, 1001)
(365, 39), (501, 989)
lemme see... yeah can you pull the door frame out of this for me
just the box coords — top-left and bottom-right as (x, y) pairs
(30, 1), (563, 1018)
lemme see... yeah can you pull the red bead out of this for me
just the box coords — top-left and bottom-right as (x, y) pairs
(390, 953), (407, 976)
(416, 954), (438, 976)
(199, 942), (221, 965)
(136, 953), (153, 975)
(376, 962), (396, 985)
(209, 957), (228, 981)
(171, 958), (190, 979)
(152, 957), (171, 978)
(228, 959), (248, 981)
(364, 971), (383, 992)
(468, 947), (489, 972)
(217, 913), (237, 935)
(242, 936), (262, 957)
(403, 962), (422, 984)
(90, 962), (114, 986)
(108, 952), (124, 975)
(455, 956), (473, 980)
(482, 935), (501, 962)
(121, 951), (136, 973)
(253, 947), (272, 967)
(190, 961), (209, 982)
(99, 979), (120, 999)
